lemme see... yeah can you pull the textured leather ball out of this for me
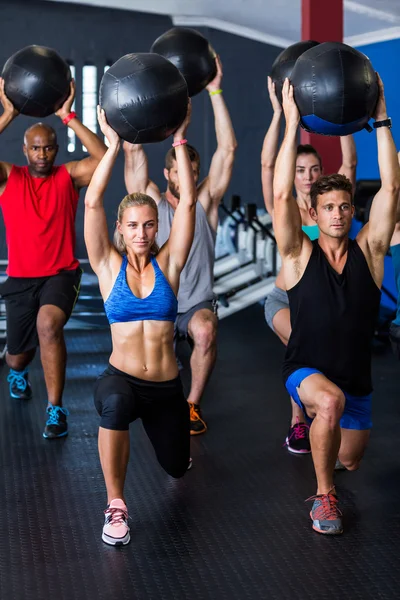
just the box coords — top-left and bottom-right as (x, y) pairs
(2, 45), (71, 118)
(99, 53), (188, 144)
(151, 27), (216, 97)
(291, 42), (378, 136)
(270, 40), (320, 104)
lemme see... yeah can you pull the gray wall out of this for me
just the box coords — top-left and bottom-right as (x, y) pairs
(0, 0), (281, 260)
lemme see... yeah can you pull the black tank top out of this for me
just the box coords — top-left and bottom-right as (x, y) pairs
(283, 239), (381, 395)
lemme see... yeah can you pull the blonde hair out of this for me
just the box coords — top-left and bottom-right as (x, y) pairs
(113, 192), (159, 255)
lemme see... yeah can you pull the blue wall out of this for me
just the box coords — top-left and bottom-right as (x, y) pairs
(354, 38), (400, 180)
(353, 38), (400, 316)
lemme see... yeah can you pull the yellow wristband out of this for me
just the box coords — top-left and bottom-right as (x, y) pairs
(209, 89), (223, 96)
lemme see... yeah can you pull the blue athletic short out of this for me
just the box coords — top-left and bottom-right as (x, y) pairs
(285, 367), (372, 430)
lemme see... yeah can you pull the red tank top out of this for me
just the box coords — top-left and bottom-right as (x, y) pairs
(0, 165), (80, 277)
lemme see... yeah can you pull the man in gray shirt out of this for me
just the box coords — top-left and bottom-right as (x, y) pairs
(123, 56), (237, 435)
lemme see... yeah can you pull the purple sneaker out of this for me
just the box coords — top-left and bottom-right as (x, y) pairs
(285, 418), (311, 454)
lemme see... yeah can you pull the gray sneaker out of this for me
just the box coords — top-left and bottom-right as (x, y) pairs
(308, 492), (343, 535)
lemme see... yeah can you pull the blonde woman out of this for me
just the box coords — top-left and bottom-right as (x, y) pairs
(84, 103), (195, 546)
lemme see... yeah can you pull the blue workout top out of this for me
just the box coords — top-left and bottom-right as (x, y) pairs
(302, 224), (319, 240)
(301, 220), (362, 241)
(104, 255), (178, 325)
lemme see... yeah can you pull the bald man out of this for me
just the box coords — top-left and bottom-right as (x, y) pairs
(0, 78), (107, 439)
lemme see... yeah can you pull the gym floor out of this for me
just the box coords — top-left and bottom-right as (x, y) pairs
(1, 304), (399, 600)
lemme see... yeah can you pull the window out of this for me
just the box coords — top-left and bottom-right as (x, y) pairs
(67, 65), (76, 153)
(82, 65), (98, 151)
(66, 64), (113, 153)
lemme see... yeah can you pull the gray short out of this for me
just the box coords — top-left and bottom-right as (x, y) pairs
(175, 299), (218, 338)
(264, 286), (289, 331)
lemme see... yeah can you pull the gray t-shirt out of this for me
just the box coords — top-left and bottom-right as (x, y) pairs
(157, 196), (216, 314)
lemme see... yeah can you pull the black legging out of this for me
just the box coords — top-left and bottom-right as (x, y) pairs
(94, 364), (190, 478)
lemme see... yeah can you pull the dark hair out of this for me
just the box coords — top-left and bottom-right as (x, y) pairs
(165, 143), (200, 170)
(296, 144), (322, 169)
(310, 173), (353, 210)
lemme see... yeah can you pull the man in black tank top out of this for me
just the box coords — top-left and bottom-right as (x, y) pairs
(273, 77), (400, 535)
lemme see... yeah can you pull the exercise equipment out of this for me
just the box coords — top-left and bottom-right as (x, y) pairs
(215, 205), (276, 293)
(214, 204), (278, 316)
(215, 195), (243, 259)
(270, 40), (319, 103)
(291, 42), (378, 136)
(2, 45), (71, 117)
(214, 203), (258, 279)
(151, 27), (216, 97)
(99, 53), (188, 144)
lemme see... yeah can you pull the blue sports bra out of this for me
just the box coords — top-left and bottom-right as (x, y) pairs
(104, 255), (178, 325)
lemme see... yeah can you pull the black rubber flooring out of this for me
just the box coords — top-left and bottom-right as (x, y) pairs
(1, 304), (400, 600)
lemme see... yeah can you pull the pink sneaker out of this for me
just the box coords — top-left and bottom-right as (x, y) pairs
(285, 418), (311, 454)
(102, 499), (130, 546)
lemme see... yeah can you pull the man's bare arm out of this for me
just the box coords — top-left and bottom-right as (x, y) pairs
(123, 142), (161, 203)
(0, 78), (19, 187)
(359, 75), (400, 261)
(61, 82), (107, 189)
(198, 57), (237, 228)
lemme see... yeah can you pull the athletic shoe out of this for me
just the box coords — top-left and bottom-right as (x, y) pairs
(285, 418), (311, 454)
(335, 458), (347, 471)
(307, 491), (343, 535)
(189, 402), (207, 435)
(102, 499), (130, 546)
(7, 368), (33, 400)
(43, 405), (69, 439)
(187, 457), (193, 470)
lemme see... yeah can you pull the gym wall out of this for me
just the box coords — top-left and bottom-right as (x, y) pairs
(0, 0), (281, 261)
(354, 38), (400, 180)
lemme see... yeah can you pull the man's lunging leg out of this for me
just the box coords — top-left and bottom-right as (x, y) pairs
(187, 309), (217, 435)
(295, 373), (345, 535)
(37, 304), (69, 439)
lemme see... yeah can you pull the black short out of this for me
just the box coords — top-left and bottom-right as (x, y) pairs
(0, 267), (82, 355)
(94, 364), (190, 478)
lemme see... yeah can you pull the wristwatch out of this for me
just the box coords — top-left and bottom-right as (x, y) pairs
(373, 117), (392, 129)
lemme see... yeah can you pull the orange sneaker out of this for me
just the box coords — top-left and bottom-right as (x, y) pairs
(188, 402), (207, 435)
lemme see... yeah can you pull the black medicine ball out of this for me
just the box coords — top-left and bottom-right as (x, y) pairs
(99, 53), (188, 144)
(290, 42), (378, 136)
(2, 45), (71, 118)
(270, 40), (320, 103)
(150, 27), (217, 97)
